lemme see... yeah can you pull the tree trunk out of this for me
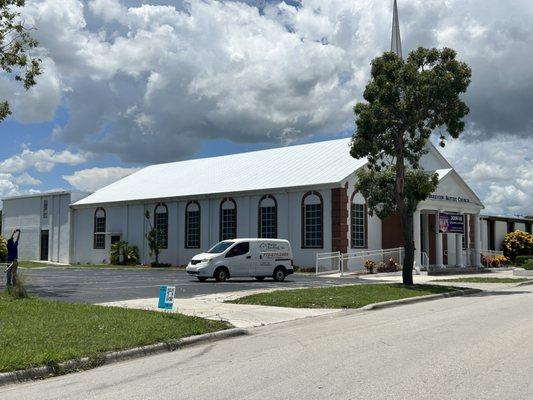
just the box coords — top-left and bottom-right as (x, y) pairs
(400, 210), (415, 285)
(393, 134), (414, 285)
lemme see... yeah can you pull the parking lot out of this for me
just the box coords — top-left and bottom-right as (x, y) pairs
(14, 267), (359, 303)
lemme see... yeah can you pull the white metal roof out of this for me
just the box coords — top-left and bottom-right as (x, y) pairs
(74, 138), (367, 206)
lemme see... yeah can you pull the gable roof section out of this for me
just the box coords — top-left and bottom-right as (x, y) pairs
(74, 138), (367, 206)
(437, 169), (484, 207)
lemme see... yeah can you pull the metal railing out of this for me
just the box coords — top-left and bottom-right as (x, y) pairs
(315, 251), (342, 276)
(341, 247), (404, 276)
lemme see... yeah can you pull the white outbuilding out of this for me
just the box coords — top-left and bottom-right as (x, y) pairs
(1, 191), (90, 263)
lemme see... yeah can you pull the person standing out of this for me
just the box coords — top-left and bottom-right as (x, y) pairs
(6, 229), (20, 286)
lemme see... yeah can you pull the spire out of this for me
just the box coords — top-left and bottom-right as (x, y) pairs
(391, 0), (403, 58)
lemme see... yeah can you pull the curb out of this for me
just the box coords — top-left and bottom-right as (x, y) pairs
(360, 288), (482, 311)
(0, 327), (247, 387)
(515, 280), (533, 288)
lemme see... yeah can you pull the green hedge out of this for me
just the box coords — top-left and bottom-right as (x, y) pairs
(516, 255), (533, 266)
(0, 236), (7, 262)
(521, 259), (533, 271)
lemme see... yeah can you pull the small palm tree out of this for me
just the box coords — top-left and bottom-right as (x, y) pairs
(145, 211), (162, 267)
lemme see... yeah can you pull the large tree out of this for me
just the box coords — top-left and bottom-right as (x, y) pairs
(350, 47), (471, 285)
(0, 0), (42, 122)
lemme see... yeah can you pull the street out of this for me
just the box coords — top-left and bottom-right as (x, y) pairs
(2, 284), (533, 399)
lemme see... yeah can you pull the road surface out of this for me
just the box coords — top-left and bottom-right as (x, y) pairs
(14, 267), (357, 303)
(2, 285), (532, 399)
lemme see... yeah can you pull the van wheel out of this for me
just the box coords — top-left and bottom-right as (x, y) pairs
(255, 276), (265, 281)
(214, 267), (229, 282)
(273, 267), (286, 282)
(197, 277), (207, 282)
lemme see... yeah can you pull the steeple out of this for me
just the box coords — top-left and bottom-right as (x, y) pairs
(391, 0), (403, 58)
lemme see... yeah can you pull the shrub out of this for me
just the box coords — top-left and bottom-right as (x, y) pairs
(110, 241), (139, 265)
(376, 257), (402, 273)
(0, 236), (6, 262)
(521, 259), (533, 271)
(481, 254), (509, 268)
(515, 255), (533, 266)
(364, 259), (376, 274)
(501, 230), (533, 262)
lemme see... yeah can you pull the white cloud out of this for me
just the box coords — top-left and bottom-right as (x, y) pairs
(439, 135), (533, 216)
(0, 0), (530, 216)
(62, 166), (140, 191)
(0, 172), (42, 200)
(0, 147), (92, 174)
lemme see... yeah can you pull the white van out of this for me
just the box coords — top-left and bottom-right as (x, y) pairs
(186, 238), (294, 282)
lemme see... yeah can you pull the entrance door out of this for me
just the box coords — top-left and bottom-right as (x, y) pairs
(40, 230), (49, 261)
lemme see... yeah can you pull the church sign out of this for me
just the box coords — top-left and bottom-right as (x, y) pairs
(428, 194), (471, 203)
(438, 213), (464, 234)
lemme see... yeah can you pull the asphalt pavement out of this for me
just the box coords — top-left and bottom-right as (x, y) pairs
(3, 284), (532, 399)
(13, 267), (357, 303)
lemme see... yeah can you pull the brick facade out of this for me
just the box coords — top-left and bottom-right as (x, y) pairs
(331, 186), (349, 253)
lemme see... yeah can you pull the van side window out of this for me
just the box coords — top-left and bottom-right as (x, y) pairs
(226, 242), (249, 257)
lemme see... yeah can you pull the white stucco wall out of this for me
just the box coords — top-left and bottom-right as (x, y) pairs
(71, 188), (333, 268)
(494, 221), (508, 251)
(480, 219), (488, 250)
(2, 197), (41, 261)
(1, 192), (83, 263)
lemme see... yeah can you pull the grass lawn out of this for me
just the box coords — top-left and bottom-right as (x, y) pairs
(228, 283), (459, 309)
(435, 277), (531, 284)
(0, 294), (230, 373)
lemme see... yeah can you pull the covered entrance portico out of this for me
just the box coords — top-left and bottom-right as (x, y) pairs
(413, 169), (484, 269)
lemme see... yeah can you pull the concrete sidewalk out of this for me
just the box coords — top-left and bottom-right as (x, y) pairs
(98, 289), (342, 328)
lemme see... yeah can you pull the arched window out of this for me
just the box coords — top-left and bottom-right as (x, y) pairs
(351, 191), (367, 248)
(302, 191), (323, 248)
(258, 195), (278, 239)
(154, 203), (168, 249)
(185, 201), (201, 248)
(220, 198), (237, 241)
(93, 207), (106, 249)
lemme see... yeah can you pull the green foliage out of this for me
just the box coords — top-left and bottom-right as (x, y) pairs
(501, 231), (533, 262)
(110, 241), (139, 265)
(357, 167), (438, 219)
(350, 47), (471, 285)
(521, 259), (533, 271)
(0, 0), (42, 123)
(229, 284), (459, 309)
(515, 255), (533, 266)
(0, 236), (7, 262)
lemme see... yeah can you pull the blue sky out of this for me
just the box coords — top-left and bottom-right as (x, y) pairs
(0, 0), (531, 216)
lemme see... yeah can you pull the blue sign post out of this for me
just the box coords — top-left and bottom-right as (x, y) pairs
(158, 285), (176, 310)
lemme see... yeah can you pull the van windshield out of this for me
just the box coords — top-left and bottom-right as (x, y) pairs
(207, 241), (234, 254)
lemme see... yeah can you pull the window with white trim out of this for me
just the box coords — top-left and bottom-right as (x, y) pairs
(154, 203), (168, 249)
(220, 198), (237, 241)
(94, 208), (106, 249)
(302, 192), (323, 248)
(351, 192), (367, 248)
(185, 201), (201, 248)
(258, 195), (277, 239)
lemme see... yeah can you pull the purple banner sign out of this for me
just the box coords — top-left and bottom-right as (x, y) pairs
(438, 213), (464, 234)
